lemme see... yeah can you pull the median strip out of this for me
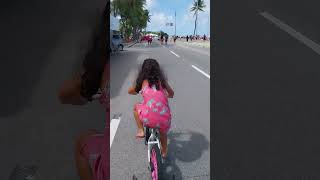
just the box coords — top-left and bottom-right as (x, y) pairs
(192, 65), (210, 79)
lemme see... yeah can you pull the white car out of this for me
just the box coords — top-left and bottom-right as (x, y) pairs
(111, 34), (124, 52)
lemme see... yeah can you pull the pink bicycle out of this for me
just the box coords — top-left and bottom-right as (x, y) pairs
(133, 125), (175, 180)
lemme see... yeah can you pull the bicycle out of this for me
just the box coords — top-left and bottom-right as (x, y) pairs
(132, 126), (163, 180)
(145, 126), (163, 180)
(132, 125), (175, 180)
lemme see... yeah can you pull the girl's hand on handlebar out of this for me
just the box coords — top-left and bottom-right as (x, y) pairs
(167, 93), (174, 98)
(128, 86), (138, 95)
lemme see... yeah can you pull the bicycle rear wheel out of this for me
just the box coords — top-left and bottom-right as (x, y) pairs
(150, 144), (162, 180)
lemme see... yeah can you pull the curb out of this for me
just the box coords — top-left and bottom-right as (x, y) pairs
(124, 41), (138, 48)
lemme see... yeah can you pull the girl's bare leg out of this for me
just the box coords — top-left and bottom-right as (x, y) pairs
(134, 107), (145, 138)
(160, 132), (168, 158)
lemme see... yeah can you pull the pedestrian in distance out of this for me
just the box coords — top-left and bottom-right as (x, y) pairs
(165, 35), (168, 45)
(147, 36), (152, 46)
(160, 34), (164, 45)
(128, 58), (174, 158)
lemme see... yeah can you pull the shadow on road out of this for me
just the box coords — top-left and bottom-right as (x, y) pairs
(160, 131), (209, 179)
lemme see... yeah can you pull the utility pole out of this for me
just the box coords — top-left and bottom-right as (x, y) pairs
(175, 10), (176, 37)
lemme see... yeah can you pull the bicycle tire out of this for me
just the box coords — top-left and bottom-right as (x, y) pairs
(145, 127), (150, 145)
(150, 144), (162, 180)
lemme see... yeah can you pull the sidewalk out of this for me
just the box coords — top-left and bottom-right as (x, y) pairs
(176, 39), (210, 48)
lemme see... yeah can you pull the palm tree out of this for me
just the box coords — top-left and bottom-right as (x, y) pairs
(111, 0), (148, 41)
(190, 0), (206, 36)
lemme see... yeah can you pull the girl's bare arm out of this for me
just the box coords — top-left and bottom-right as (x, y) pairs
(58, 73), (88, 105)
(128, 86), (138, 95)
(164, 81), (174, 98)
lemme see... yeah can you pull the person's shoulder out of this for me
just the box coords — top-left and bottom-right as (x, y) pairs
(142, 80), (149, 86)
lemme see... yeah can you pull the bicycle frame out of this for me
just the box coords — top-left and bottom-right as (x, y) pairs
(147, 128), (161, 163)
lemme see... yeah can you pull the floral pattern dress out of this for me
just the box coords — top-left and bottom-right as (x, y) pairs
(135, 81), (171, 133)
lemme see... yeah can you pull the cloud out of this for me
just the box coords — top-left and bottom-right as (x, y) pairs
(145, 0), (210, 35)
(147, 12), (174, 31)
(145, 0), (154, 9)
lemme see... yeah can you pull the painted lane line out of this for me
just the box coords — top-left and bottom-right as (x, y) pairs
(110, 117), (121, 148)
(260, 11), (320, 55)
(170, 50), (180, 58)
(192, 65), (210, 79)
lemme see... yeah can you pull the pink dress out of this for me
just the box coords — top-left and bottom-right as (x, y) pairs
(135, 81), (171, 133)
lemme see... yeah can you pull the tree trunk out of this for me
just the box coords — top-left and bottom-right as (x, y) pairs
(132, 27), (139, 41)
(193, 12), (198, 36)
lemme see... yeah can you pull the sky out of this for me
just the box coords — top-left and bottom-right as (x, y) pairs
(145, 0), (210, 36)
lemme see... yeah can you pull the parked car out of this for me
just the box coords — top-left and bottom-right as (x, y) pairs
(111, 34), (124, 52)
(153, 35), (159, 40)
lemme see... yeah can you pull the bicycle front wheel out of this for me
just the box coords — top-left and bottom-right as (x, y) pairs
(150, 144), (162, 180)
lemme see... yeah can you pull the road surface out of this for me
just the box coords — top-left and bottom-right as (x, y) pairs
(214, 0), (320, 179)
(110, 41), (210, 179)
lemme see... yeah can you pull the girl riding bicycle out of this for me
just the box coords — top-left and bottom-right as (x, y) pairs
(128, 59), (174, 158)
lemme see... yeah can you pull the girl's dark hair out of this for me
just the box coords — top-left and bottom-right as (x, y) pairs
(135, 59), (167, 93)
(80, 2), (109, 101)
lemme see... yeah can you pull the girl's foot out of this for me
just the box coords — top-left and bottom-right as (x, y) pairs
(135, 129), (145, 138)
(161, 147), (168, 158)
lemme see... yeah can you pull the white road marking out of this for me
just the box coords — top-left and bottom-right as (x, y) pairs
(192, 65), (210, 79)
(110, 117), (121, 147)
(170, 50), (180, 58)
(260, 11), (320, 55)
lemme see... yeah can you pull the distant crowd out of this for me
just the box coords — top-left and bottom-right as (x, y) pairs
(174, 34), (210, 42)
(139, 34), (211, 45)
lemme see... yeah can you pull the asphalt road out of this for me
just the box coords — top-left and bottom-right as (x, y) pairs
(110, 41), (210, 179)
(214, 1), (320, 179)
(0, 0), (106, 179)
